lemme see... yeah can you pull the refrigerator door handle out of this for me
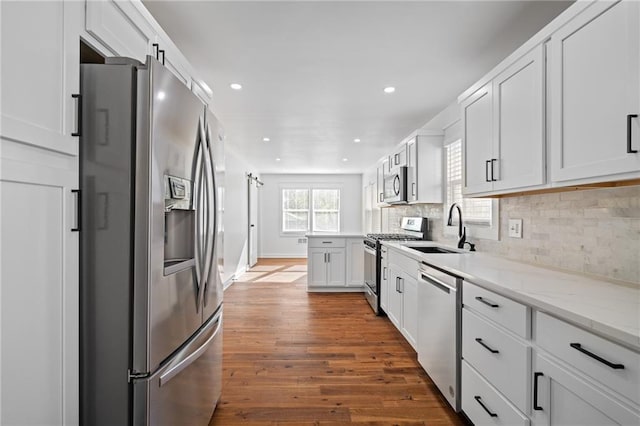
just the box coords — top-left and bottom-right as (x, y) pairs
(158, 309), (222, 387)
(193, 121), (207, 312)
(202, 123), (218, 308)
(199, 122), (215, 310)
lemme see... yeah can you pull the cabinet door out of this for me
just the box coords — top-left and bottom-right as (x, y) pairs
(346, 240), (363, 287)
(387, 267), (403, 329)
(550, 0), (640, 183)
(376, 159), (388, 205)
(308, 249), (328, 286)
(1, 140), (79, 425)
(401, 274), (418, 349)
(493, 45), (545, 191)
(380, 250), (389, 311)
(326, 249), (346, 286)
(462, 83), (494, 194)
(1, 1), (80, 156)
(407, 139), (418, 202)
(85, 0), (156, 62)
(531, 354), (639, 426)
(156, 32), (192, 87)
(391, 145), (407, 169)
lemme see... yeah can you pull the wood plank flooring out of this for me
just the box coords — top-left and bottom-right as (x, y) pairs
(210, 258), (467, 425)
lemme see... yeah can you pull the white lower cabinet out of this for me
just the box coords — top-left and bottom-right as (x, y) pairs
(379, 246), (389, 311)
(345, 238), (364, 287)
(387, 249), (419, 350)
(307, 236), (362, 290)
(307, 247), (345, 287)
(462, 361), (530, 426)
(531, 354), (640, 426)
(0, 140), (79, 425)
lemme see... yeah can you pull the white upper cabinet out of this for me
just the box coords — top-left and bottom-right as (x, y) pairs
(85, 0), (156, 62)
(391, 144), (407, 169)
(1, 1), (80, 156)
(376, 157), (389, 206)
(462, 82), (494, 195)
(549, 0), (640, 184)
(493, 45), (545, 191)
(154, 27), (192, 87)
(406, 133), (443, 203)
(462, 45), (545, 196)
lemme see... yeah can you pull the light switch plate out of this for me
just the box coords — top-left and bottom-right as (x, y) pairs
(508, 219), (523, 238)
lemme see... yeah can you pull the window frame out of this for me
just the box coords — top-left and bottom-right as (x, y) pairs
(442, 138), (499, 241)
(281, 188), (311, 234)
(279, 184), (343, 236)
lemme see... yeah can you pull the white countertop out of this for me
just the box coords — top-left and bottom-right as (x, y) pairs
(305, 232), (364, 238)
(382, 241), (640, 351)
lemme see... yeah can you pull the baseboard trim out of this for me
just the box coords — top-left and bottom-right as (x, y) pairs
(259, 254), (307, 259)
(306, 286), (364, 293)
(223, 265), (248, 290)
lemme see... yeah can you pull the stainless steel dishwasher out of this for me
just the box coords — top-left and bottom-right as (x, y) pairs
(417, 261), (462, 412)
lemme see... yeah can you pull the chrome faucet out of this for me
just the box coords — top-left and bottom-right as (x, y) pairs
(447, 203), (474, 251)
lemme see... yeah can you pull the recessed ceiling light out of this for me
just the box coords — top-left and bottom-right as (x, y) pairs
(263, 137), (270, 142)
(353, 138), (361, 143)
(157, 91), (166, 100)
(275, 158), (281, 162)
(230, 83), (242, 90)
(383, 86), (396, 94)
(342, 158), (348, 162)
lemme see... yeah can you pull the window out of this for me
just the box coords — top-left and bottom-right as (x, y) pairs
(282, 189), (309, 233)
(444, 140), (498, 239)
(281, 188), (341, 234)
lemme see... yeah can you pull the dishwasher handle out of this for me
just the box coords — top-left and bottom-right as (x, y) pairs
(420, 272), (456, 293)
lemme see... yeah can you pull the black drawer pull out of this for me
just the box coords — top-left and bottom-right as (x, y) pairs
(71, 189), (81, 232)
(475, 296), (499, 308)
(474, 396), (498, 418)
(485, 160), (491, 182)
(475, 338), (499, 354)
(570, 343), (624, 370)
(490, 158), (497, 181)
(159, 49), (165, 66)
(628, 114), (638, 153)
(533, 372), (544, 411)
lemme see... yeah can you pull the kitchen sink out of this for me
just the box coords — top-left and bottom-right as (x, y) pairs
(405, 246), (460, 254)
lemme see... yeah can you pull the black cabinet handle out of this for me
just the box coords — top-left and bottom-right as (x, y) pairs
(152, 43), (159, 60)
(490, 158), (497, 181)
(159, 49), (165, 65)
(485, 160), (491, 182)
(394, 153), (400, 165)
(627, 114), (638, 153)
(474, 396), (498, 418)
(71, 94), (82, 137)
(475, 338), (499, 354)
(475, 296), (499, 308)
(71, 189), (81, 232)
(533, 372), (544, 411)
(570, 343), (624, 370)
(398, 277), (403, 294)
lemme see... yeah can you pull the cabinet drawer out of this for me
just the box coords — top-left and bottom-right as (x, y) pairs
(536, 312), (640, 405)
(463, 309), (530, 412)
(308, 238), (345, 248)
(463, 282), (530, 338)
(462, 361), (529, 426)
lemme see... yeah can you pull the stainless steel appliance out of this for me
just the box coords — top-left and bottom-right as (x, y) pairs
(79, 55), (224, 425)
(417, 262), (462, 412)
(383, 166), (408, 204)
(363, 217), (428, 314)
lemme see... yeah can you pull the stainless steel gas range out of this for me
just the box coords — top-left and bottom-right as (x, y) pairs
(363, 217), (428, 314)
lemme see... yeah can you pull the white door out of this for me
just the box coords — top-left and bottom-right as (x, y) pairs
(401, 274), (418, 349)
(387, 267), (403, 328)
(308, 249), (328, 286)
(493, 45), (545, 191)
(326, 248), (346, 287)
(531, 354), (639, 426)
(248, 178), (259, 268)
(550, 0), (640, 183)
(1, 141), (79, 425)
(462, 83), (494, 194)
(1, 0), (80, 156)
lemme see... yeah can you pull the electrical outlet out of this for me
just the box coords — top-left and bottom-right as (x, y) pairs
(298, 238), (308, 244)
(508, 219), (523, 238)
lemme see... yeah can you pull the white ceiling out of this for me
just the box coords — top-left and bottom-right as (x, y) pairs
(144, 1), (572, 174)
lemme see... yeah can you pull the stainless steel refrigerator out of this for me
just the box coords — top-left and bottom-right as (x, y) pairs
(80, 55), (224, 425)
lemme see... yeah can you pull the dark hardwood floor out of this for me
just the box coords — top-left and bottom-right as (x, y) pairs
(209, 258), (466, 425)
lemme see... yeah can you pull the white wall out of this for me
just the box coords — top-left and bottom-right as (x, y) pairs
(259, 174), (363, 257)
(222, 146), (258, 284)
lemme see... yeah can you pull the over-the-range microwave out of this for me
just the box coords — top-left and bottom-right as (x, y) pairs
(383, 166), (407, 204)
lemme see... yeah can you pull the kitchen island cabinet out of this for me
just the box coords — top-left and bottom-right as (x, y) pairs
(306, 234), (364, 292)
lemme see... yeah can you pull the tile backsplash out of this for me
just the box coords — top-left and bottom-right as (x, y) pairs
(383, 185), (640, 284)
